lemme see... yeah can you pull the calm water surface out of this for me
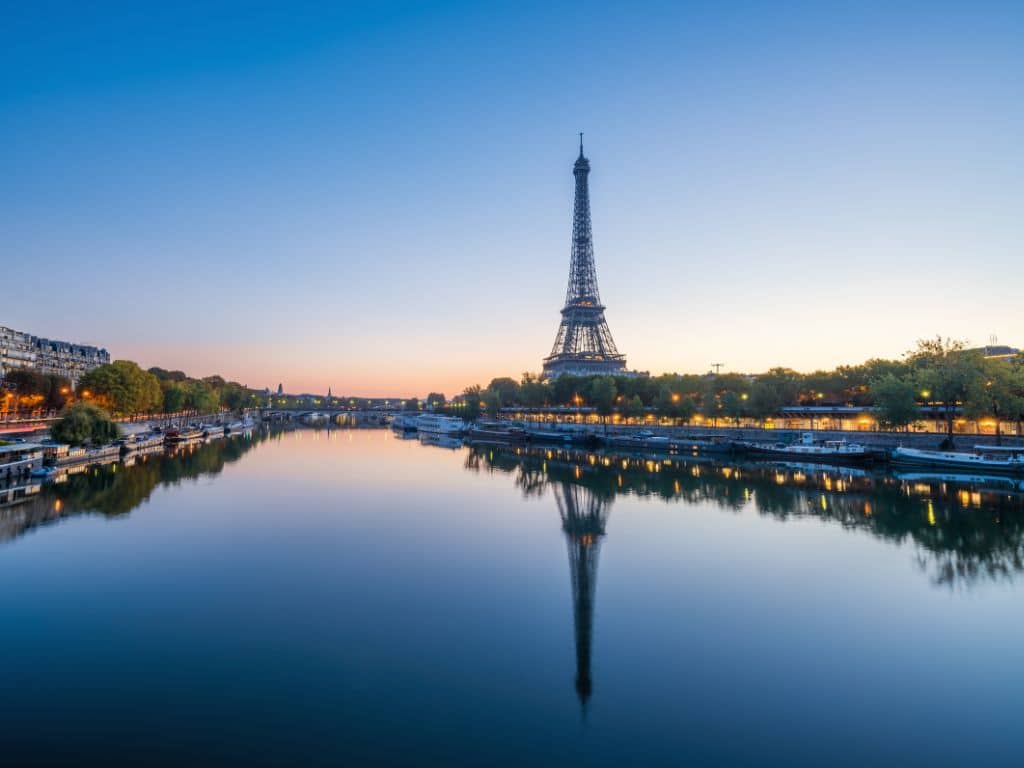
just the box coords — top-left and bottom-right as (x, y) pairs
(3, 427), (1023, 766)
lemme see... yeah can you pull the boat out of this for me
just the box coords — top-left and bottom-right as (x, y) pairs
(118, 432), (165, 454)
(415, 414), (467, 436)
(466, 421), (528, 443)
(0, 442), (46, 477)
(225, 417), (255, 434)
(164, 426), (204, 444)
(737, 432), (872, 462)
(891, 445), (1024, 474)
(390, 413), (419, 432)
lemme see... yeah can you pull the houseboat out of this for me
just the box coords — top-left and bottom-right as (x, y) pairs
(390, 413), (419, 432)
(54, 443), (121, 467)
(892, 445), (1024, 474)
(225, 417), (254, 434)
(737, 433), (872, 462)
(119, 432), (165, 454)
(466, 421), (528, 443)
(415, 414), (467, 436)
(164, 426), (204, 444)
(0, 442), (45, 479)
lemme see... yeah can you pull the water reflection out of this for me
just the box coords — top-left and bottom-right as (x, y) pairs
(466, 443), (1024, 590)
(557, 480), (610, 712)
(0, 431), (266, 544)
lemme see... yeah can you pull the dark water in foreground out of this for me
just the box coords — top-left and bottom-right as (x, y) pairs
(3, 427), (1023, 767)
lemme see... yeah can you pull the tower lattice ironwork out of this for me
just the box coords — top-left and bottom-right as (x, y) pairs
(543, 136), (627, 379)
(554, 479), (612, 710)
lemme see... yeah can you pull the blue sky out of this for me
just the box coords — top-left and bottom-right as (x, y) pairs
(2, 1), (1021, 395)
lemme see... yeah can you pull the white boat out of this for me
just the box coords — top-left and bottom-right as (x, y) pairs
(119, 433), (165, 453)
(740, 433), (871, 461)
(0, 443), (45, 476)
(415, 414), (467, 436)
(892, 445), (1024, 474)
(390, 413), (419, 432)
(225, 418), (254, 434)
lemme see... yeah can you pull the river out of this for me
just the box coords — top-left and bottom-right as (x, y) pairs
(2, 426), (1022, 766)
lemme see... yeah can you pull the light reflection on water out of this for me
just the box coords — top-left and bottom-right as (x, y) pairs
(1, 426), (1023, 766)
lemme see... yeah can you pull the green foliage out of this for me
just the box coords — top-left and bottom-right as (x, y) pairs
(624, 394), (644, 419)
(461, 385), (482, 421)
(2, 369), (72, 410)
(147, 367), (188, 382)
(455, 338), (1009, 431)
(700, 389), (720, 425)
(161, 382), (186, 413)
(588, 376), (617, 420)
(183, 380), (219, 414)
(722, 391), (745, 425)
(871, 374), (918, 431)
(487, 377), (520, 405)
(963, 359), (1024, 440)
(482, 389), (502, 418)
(909, 337), (984, 437)
(77, 360), (162, 416)
(747, 382), (782, 424)
(50, 403), (120, 446)
(677, 395), (697, 423)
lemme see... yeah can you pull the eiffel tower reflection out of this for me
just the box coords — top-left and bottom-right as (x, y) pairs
(554, 479), (612, 711)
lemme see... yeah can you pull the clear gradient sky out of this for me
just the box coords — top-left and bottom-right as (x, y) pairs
(2, 1), (1022, 396)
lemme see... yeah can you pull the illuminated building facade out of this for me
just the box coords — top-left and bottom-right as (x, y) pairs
(0, 325), (110, 384)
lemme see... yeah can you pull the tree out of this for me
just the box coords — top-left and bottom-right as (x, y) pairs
(2, 370), (72, 412)
(426, 392), (446, 408)
(50, 403), (120, 446)
(78, 360), (162, 417)
(461, 385), (482, 421)
(162, 382), (186, 414)
(756, 368), (801, 406)
(677, 395), (697, 424)
(482, 389), (502, 418)
(747, 382), (782, 426)
(624, 394), (644, 420)
(519, 373), (551, 408)
(700, 389), (720, 427)
(588, 376), (617, 432)
(403, 397), (420, 412)
(220, 382), (254, 412)
(148, 367), (188, 382)
(722, 391), (745, 426)
(909, 337), (983, 440)
(487, 377), (520, 405)
(871, 374), (918, 432)
(183, 380), (219, 415)
(963, 359), (1024, 444)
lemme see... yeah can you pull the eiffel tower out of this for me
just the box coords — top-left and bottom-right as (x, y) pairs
(554, 479), (612, 710)
(543, 136), (627, 379)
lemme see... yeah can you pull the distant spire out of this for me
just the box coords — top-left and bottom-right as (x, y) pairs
(578, 131), (584, 158)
